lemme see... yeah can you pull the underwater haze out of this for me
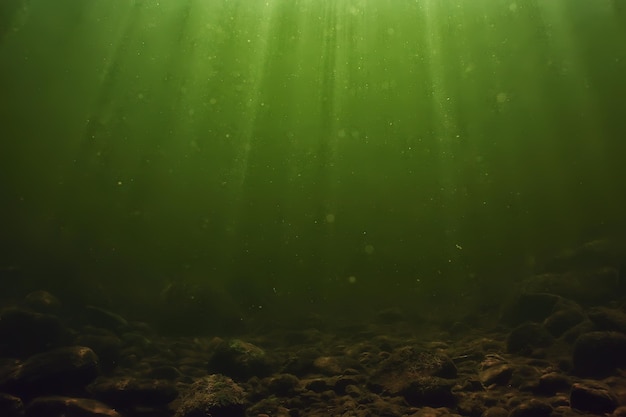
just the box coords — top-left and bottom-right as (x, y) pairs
(1, 0), (626, 324)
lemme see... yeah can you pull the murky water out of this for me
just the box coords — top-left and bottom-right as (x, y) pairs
(1, 0), (625, 324)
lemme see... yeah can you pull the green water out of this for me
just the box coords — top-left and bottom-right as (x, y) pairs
(1, 0), (625, 321)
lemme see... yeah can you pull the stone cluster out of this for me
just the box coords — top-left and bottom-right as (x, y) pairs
(0, 238), (625, 417)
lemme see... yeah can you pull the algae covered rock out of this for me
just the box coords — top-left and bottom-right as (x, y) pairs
(368, 346), (458, 407)
(175, 374), (246, 417)
(207, 339), (272, 379)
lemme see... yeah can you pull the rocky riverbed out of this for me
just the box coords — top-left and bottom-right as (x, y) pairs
(1, 240), (626, 417)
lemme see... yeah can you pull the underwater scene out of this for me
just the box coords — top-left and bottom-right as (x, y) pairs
(1, 0), (626, 416)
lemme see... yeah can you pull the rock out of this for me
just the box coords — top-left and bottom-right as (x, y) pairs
(457, 378), (484, 392)
(506, 323), (554, 355)
(377, 308), (406, 324)
(394, 346), (457, 379)
(312, 355), (358, 376)
(368, 346), (457, 407)
(83, 306), (129, 332)
(449, 321), (472, 336)
(481, 406), (508, 417)
(345, 384), (365, 399)
(572, 331), (626, 377)
(207, 339), (272, 380)
(75, 332), (122, 373)
(0, 307), (69, 357)
(479, 363), (513, 386)
(561, 319), (594, 344)
(543, 308), (585, 337)
(157, 282), (244, 336)
(120, 331), (153, 351)
(570, 381), (618, 414)
(0, 392), (23, 417)
(501, 293), (561, 326)
(279, 347), (320, 376)
(174, 374), (246, 417)
(24, 290), (61, 314)
(0, 357), (20, 382)
(89, 376), (178, 407)
(2, 346), (99, 399)
(457, 394), (489, 417)
(588, 307), (626, 333)
(25, 396), (121, 417)
(508, 399), (552, 417)
(522, 268), (620, 305)
(509, 364), (541, 390)
(334, 375), (361, 395)
(266, 373), (299, 396)
(543, 238), (625, 273)
(246, 397), (290, 417)
(145, 365), (183, 380)
(613, 406), (626, 417)
(305, 378), (331, 393)
(400, 376), (456, 407)
(370, 346), (457, 386)
(535, 372), (571, 395)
